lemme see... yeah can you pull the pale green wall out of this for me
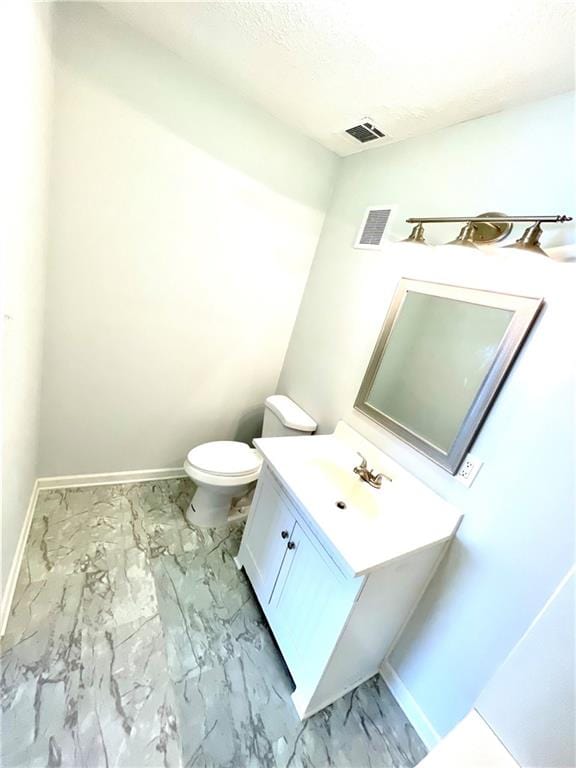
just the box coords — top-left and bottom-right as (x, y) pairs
(278, 92), (575, 737)
(39, 4), (337, 476)
(1, 3), (52, 627)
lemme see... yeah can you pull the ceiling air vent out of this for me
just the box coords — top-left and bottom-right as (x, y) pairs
(354, 206), (395, 250)
(345, 120), (386, 143)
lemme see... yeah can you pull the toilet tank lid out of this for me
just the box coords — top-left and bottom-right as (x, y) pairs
(265, 395), (317, 432)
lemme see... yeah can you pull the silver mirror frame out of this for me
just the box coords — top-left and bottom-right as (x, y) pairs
(354, 279), (544, 474)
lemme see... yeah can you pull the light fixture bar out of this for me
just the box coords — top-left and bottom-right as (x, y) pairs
(406, 215), (572, 223)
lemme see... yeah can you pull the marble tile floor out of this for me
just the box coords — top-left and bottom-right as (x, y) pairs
(1, 479), (427, 768)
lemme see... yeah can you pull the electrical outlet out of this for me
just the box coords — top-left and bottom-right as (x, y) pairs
(456, 453), (483, 487)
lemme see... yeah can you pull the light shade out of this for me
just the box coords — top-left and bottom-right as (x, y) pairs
(504, 222), (547, 256)
(401, 223), (428, 245)
(446, 222), (479, 249)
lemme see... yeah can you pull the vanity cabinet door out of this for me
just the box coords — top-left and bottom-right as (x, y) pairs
(240, 467), (296, 606)
(267, 520), (360, 688)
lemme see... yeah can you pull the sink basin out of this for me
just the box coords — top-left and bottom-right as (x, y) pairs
(305, 456), (386, 519)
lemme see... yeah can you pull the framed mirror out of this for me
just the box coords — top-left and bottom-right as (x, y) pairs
(355, 279), (543, 474)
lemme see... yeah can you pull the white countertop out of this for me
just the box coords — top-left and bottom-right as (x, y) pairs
(255, 421), (462, 576)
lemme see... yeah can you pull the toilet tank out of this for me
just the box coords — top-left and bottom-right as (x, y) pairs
(262, 395), (317, 438)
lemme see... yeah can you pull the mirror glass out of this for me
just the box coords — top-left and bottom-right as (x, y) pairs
(355, 280), (542, 473)
(366, 293), (513, 453)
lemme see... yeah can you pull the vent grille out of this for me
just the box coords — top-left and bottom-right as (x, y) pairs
(355, 207), (392, 249)
(345, 122), (386, 143)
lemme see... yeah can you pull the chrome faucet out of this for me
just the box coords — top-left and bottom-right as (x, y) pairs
(353, 453), (391, 489)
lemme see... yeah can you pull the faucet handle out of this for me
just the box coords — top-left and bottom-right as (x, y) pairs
(355, 452), (367, 469)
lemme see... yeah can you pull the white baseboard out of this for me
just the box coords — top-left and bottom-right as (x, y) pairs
(37, 466), (187, 490)
(380, 660), (440, 750)
(0, 480), (39, 638)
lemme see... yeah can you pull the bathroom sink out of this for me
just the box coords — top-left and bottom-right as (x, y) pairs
(305, 456), (385, 519)
(254, 420), (462, 576)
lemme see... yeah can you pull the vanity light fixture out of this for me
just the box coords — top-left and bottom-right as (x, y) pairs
(503, 222), (547, 256)
(402, 213), (572, 255)
(400, 222), (428, 245)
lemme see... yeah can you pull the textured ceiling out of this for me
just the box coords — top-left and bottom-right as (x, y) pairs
(103, 1), (575, 156)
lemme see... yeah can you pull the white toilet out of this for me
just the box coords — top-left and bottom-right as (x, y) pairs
(183, 395), (316, 527)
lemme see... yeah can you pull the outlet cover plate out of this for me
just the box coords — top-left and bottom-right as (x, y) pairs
(456, 453), (483, 487)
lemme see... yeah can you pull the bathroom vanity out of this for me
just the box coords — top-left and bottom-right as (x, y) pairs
(235, 421), (462, 719)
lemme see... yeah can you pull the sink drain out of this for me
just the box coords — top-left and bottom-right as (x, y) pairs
(335, 500), (347, 510)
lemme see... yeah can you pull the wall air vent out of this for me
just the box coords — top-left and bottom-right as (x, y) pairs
(354, 206), (396, 250)
(345, 121), (386, 143)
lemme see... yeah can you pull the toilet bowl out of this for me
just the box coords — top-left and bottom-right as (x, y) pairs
(184, 396), (316, 528)
(184, 441), (262, 527)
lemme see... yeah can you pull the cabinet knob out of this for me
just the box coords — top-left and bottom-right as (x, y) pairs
(281, 530), (289, 539)
(287, 541), (295, 550)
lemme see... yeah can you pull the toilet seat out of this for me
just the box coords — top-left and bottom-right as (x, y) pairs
(186, 441), (262, 480)
(183, 395), (314, 528)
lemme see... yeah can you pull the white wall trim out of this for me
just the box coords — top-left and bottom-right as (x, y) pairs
(0, 480), (39, 637)
(380, 660), (441, 750)
(37, 467), (187, 490)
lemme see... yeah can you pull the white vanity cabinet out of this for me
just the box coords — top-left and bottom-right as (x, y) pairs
(236, 460), (456, 720)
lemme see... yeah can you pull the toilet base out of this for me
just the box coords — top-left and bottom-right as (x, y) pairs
(185, 486), (232, 528)
(185, 483), (255, 528)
